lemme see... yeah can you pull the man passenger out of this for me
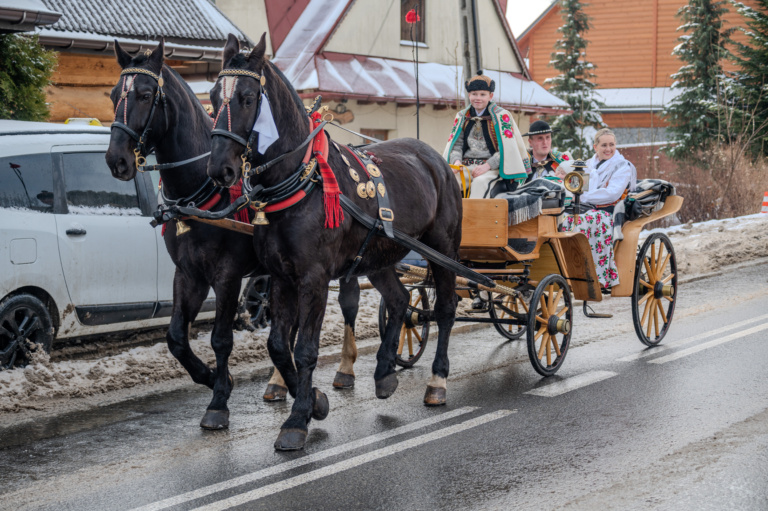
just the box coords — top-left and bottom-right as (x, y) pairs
(521, 120), (573, 182)
(444, 72), (530, 199)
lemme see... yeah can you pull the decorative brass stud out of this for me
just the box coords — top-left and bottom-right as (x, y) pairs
(121, 92), (127, 99)
(341, 154), (350, 166)
(157, 77), (164, 87)
(367, 163), (381, 177)
(377, 183), (386, 197)
(357, 183), (368, 199)
(366, 181), (376, 198)
(349, 168), (359, 182)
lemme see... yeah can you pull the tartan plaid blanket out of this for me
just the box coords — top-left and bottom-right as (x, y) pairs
(613, 178), (676, 243)
(494, 178), (565, 225)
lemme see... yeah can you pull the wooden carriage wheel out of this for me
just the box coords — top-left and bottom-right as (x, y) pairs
(489, 292), (527, 340)
(632, 233), (677, 347)
(526, 274), (573, 376)
(378, 286), (431, 368)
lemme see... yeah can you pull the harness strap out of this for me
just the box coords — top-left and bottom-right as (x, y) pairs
(338, 194), (496, 288)
(344, 219), (382, 282)
(138, 151), (211, 172)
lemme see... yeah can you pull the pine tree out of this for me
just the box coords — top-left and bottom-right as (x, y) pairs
(545, 0), (604, 160)
(663, 0), (735, 161)
(730, 0), (768, 157)
(0, 34), (57, 121)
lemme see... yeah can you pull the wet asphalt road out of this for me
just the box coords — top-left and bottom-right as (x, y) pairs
(1, 262), (767, 511)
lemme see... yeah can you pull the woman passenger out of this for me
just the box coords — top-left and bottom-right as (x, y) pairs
(562, 128), (636, 289)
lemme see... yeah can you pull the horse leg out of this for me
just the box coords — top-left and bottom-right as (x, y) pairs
(263, 314), (299, 401)
(267, 278), (299, 402)
(423, 263), (458, 406)
(333, 277), (360, 389)
(274, 279), (330, 451)
(199, 274), (241, 429)
(166, 269), (215, 388)
(369, 269), (410, 399)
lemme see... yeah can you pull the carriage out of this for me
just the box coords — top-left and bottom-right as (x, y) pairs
(382, 173), (684, 376)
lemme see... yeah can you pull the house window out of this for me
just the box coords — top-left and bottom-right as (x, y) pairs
(401, 0), (425, 43)
(361, 129), (389, 142)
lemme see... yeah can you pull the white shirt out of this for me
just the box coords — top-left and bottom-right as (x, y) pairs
(581, 152), (636, 205)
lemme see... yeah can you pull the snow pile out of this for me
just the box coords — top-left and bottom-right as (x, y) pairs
(1, 214), (766, 414)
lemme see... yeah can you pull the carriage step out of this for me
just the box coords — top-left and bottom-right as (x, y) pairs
(582, 301), (613, 319)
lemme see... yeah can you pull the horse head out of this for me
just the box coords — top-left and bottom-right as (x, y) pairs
(105, 39), (168, 181)
(207, 33), (308, 188)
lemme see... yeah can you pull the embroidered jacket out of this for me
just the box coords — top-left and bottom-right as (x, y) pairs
(443, 102), (531, 183)
(526, 148), (574, 182)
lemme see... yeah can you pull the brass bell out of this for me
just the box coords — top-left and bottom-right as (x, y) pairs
(252, 209), (269, 226)
(176, 219), (191, 236)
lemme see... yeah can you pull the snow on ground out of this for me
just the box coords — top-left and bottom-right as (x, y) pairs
(1, 214), (766, 415)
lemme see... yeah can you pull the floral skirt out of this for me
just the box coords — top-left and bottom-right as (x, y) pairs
(561, 210), (620, 288)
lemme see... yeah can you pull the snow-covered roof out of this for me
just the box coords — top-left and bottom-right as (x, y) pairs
(272, 0), (566, 113)
(0, 0), (60, 32)
(595, 87), (684, 112)
(34, 0), (250, 60)
(282, 54), (568, 112)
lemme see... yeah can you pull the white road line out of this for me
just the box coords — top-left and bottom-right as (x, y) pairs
(190, 409), (515, 511)
(131, 407), (478, 511)
(524, 371), (618, 397)
(617, 314), (768, 362)
(648, 322), (768, 365)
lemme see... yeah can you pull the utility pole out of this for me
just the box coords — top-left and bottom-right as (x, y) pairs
(459, 0), (483, 102)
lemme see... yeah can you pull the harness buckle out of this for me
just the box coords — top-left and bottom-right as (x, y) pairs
(379, 208), (394, 222)
(134, 148), (147, 170)
(241, 154), (252, 178)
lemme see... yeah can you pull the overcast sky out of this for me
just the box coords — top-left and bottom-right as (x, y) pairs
(506, 0), (555, 37)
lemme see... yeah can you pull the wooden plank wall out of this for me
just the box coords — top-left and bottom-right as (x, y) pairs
(518, 0), (759, 91)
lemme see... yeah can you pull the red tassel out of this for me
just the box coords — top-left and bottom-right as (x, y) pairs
(229, 182), (250, 223)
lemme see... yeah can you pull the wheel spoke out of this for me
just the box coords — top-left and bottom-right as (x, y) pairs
(406, 329), (414, 356)
(663, 295), (674, 302)
(412, 295), (422, 307)
(535, 325), (547, 344)
(646, 299), (654, 338)
(397, 325), (406, 354)
(639, 279), (652, 290)
(640, 294), (653, 325)
(661, 273), (675, 284)
(657, 253), (672, 281)
(538, 331), (548, 360)
(546, 333), (552, 366)
(653, 303), (660, 338)
(550, 288), (563, 315)
(413, 329), (422, 343)
(551, 333), (562, 357)
(638, 290), (653, 306)
(536, 315), (547, 325)
(540, 295), (549, 318)
(643, 258), (654, 285)
(0, 324), (12, 339)
(656, 299), (668, 325)
(519, 298), (529, 313)
(655, 243), (665, 277)
(650, 242), (657, 278)
(554, 306), (569, 318)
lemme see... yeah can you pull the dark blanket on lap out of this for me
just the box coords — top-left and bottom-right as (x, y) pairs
(494, 178), (565, 225)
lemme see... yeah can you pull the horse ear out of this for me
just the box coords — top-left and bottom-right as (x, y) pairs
(222, 33), (240, 67)
(114, 40), (132, 69)
(148, 38), (165, 73)
(248, 33), (267, 64)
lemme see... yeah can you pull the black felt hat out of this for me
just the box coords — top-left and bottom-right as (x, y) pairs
(522, 120), (559, 137)
(465, 71), (495, 93)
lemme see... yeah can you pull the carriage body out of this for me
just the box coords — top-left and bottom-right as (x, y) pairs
(392, 187), (684, 376)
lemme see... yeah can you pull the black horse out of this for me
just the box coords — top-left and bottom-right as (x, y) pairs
(104, 40), (363, 430)
(206, 34), (462, 450)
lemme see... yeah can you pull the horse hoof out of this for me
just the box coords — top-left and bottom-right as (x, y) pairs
(375, 373), (399, 399)
(274, 428), (307, 451)
(263, 384), (288, 402)
(423, 386), (447, 406)
(200, 409), (230, 429)
(311, 388), (329, 421)
(332, 372), (355, 389)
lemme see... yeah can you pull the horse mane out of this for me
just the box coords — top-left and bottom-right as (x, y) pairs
(268, 61), (307, 117)
(162, 64), (212, 121)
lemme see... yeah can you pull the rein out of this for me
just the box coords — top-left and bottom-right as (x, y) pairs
(111, 67), (209, 173)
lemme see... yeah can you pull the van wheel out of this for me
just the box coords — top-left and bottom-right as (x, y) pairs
(0, 294), (54, 370)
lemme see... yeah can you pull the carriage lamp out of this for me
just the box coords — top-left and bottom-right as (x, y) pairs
(563, 160), (590, 213)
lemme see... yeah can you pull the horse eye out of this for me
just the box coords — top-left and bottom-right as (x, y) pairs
(141, 93), (152, 102)
(245, 96), (255, 107)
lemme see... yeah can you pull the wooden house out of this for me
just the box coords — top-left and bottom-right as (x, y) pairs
(517, 0), (759, 149)
(34, 0), (251, 123)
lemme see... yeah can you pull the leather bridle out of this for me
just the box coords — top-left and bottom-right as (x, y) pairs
(111, 67), (210, 172)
